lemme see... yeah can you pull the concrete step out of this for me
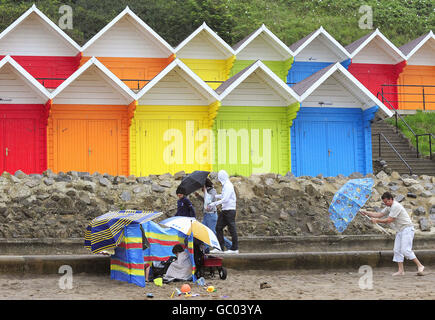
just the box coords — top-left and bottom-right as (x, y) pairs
(2, 250), (435, 274)
(3, 235), (435, 255)
(371, 120), (435, 174)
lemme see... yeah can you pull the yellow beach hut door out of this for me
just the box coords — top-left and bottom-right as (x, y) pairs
(134, 113), (211, 176)
(136, 119), (170, 175)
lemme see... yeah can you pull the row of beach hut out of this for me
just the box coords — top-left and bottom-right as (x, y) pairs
(0, 5), (433, 178)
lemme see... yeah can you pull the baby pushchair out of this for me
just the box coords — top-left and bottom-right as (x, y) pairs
(194, 239), (227, 280)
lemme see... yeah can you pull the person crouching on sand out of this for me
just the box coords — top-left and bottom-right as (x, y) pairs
(360, 192), (425, 276)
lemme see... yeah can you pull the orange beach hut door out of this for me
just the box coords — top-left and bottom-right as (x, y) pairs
(55, 118), (120, 175)
(88, 120), (119, 174)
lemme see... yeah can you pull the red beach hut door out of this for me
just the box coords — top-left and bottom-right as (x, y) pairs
(2, 118), (37, 174)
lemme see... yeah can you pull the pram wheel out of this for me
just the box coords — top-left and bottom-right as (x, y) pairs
(218, 267), (227, 280)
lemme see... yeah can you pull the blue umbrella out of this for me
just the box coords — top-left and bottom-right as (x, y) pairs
(84, 210), (163, 253)
(329, 178), (374, 233)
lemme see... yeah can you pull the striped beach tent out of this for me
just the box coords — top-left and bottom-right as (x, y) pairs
(84, 210), (163, 254)
(110, 224), (146, 287)
(142, 221), (186, 265)
(142, 221), (197, 282)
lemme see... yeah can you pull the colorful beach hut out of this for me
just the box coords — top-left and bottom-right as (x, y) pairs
(0, 5), (81, 89)
(48, 57), (137, 176)
(132, 59), (220, 176)
(398, 31), (435, 110)
(346, 29), (406, 109)
(80, 7), (175, 91)
(287, 26), (351, 85)
(231, 24), (293, 82)
(0, 55), (51, 174)
(291, 63), (393, 177)
(175, 23), (235, 89)
(214, 60), (300, 176)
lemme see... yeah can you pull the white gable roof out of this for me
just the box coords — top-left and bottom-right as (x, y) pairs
(0, 55), (51, 103)
(293, 62), (393, 118)
(346, 29), (406, 63)
(0, 4), (81, 55)
(291, 26), (350, 61)
(233, 24), (293, 60)
(401, 30), (435, 63)
(50, 57), (136, 104)
(175, 22), (234, 59)
(81, 6), (174, 57)
(216, 60), (299, 106)
(135, 58), (219, 105)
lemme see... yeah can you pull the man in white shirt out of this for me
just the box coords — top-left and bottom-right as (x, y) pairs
(361, 192), (425, 276)
(208, 170), (239, 254)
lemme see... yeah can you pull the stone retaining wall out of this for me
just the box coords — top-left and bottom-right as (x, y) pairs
(0, 169), (434, 239)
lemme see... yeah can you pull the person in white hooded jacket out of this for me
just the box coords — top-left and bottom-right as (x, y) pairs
(207, 170), (239, 254)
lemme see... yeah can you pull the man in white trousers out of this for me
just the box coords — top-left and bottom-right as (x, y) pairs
(360, 192), (425, 276)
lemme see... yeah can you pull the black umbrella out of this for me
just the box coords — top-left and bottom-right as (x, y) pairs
(176, 171), (210, 195)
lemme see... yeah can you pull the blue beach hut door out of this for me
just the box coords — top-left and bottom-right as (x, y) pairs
(293, 120), (356, 177)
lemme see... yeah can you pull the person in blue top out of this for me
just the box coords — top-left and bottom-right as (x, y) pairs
(175, 185), (196, 218)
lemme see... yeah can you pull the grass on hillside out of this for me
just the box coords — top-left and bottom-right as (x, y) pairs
(386, 111), (435, 157)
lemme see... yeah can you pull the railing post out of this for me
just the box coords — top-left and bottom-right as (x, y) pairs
(422, 87), (426, 111)
(430, 135), (432, 160)
(378, 134), (381, 158)
(416, 135), (419, 158)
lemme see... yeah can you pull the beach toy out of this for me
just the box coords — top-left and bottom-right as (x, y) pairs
(181, 283), (191, 293)
(206, 286), (216, 292)
(196, 277), (206, 286)
(153, 277), (162, 287)
(175, 288), (182, 296)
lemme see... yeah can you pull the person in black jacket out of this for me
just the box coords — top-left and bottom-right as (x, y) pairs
(175, 185), (196, 218)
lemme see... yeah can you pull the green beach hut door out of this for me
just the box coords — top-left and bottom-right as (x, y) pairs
(215, 119), (278, 176)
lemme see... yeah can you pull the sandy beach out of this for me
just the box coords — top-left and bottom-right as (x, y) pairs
(0, 267), (433, 300)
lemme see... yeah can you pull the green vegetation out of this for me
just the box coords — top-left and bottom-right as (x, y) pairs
(0, 0), (433, 47)
(386, 111), (435, 157)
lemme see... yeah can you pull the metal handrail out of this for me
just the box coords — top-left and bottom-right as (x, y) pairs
(380, 84), (435, 111)
(415, 133), (434, 160)
(377, 91), (423, 158)
(35, 77), (67, 89)
(376, 133), (413, 175)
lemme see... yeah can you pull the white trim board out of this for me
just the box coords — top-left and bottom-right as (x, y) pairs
(216, 60), (300, 105)
(292, 26), (350, 61)
(135, 58), (220, 104)
(347, 29), (406, 63)
(175, 22), (234, 59)
(0, 55), (51, 102)
(81, 6), (174, 57)
(233, 24), (293, 59)
(50, 56), (136, 104)
(0, 4), (81, 54)
(297, 62), (393, 118)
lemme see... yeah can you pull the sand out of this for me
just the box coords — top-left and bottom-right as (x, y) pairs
(0, 267), (433, 300)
